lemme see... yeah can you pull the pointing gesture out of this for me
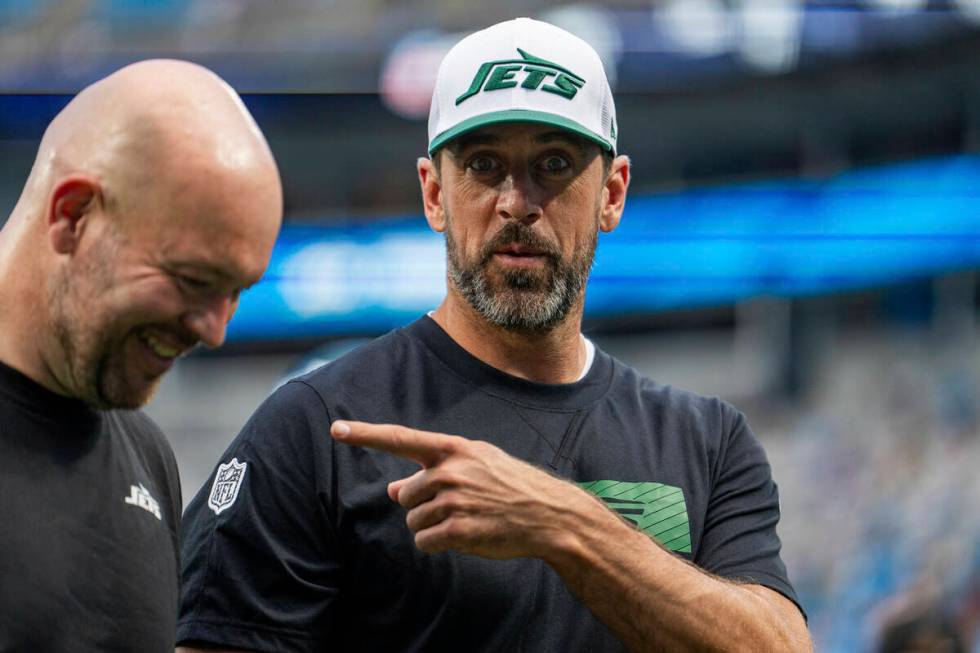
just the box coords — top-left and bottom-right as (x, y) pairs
(330, 420), (611, 560)
(331, 421), (458, 469)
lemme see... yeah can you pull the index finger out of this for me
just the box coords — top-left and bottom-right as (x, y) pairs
(331, 420), (457, 467)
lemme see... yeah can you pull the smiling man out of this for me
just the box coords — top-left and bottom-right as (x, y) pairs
(177, 18), (809, 652)
(0, 60), (282, 651)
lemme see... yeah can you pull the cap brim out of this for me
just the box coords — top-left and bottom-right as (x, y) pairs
(428, 109), (614, 156)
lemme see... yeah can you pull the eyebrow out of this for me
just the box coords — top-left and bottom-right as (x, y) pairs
(174, 262), (257, 289)
(533, 131), (591, 156)
(447, 133), (500, 156)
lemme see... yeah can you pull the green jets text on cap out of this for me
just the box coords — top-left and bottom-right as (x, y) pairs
(455, 48), (586, 106)
(579, 480), (692, 554)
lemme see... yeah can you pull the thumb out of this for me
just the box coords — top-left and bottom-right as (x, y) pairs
(388, 468), (425, 502)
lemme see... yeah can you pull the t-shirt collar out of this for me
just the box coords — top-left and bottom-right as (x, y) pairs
(407, 315), (613, 410)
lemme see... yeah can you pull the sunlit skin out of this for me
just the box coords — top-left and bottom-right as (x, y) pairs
(0, 59), (282, 409)
(418, 122), (629, 384)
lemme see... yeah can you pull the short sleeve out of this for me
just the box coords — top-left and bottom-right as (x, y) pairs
(695, 408), (805, 618)
(177, 380), (339, 652)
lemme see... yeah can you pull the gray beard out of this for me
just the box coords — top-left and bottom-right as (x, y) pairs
(445, 220), (596, 333)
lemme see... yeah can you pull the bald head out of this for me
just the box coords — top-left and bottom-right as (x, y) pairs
(21, 59), (279, 229)
(0, 60), (283, 408)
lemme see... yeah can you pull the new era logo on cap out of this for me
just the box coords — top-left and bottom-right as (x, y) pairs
(428, 17), (617, 155)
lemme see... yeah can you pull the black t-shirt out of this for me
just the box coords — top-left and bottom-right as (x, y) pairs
(179, 316), (801, 652)
(0, 361), (182, 652)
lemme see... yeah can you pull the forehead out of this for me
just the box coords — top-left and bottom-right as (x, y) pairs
(125, 177), (280, 285)
(444, 122), (595, 156)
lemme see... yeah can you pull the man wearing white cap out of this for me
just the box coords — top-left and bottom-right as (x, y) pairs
(178, 18), (811, 652)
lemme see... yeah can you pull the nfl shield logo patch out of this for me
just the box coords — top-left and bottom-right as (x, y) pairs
(208, 458), (247, 515)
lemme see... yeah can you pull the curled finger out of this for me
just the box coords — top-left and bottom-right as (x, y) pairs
(405, 491), (465, 534)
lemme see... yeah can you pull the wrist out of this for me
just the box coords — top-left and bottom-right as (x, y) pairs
(536, 483), (645, 569)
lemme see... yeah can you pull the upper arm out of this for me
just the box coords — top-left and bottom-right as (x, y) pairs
(696, 407), (804, 617)
(177, 381), (340, 652)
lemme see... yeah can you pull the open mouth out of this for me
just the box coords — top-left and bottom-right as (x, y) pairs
(139, 331), (183, 361)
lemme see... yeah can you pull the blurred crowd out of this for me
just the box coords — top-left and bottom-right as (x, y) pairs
(764, 329), (980, 652)
(3, 4), (976, 650)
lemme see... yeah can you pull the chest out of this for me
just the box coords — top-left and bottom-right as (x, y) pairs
(0, 421), (178, 651)
(321, 403), (709, 651)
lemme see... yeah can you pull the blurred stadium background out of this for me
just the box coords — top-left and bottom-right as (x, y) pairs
(2, 1), (978, 650)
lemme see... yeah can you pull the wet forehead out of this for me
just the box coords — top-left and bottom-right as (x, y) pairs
(125, 186), (277, 288)
(155, 146), (278, 264)
(159, 224), (270, 287)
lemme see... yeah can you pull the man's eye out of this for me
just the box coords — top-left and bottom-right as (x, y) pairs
(177, 274), (209, 292)
(467, 156), (497, 173)
(540, 155), (570, 173)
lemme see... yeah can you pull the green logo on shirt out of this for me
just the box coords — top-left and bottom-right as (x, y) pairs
(579, 480), (692, 554)
(455, 48), (585, 105)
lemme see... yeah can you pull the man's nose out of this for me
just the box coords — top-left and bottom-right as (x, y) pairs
(182, 295), (236, 349)
(496, 171), (543, 226)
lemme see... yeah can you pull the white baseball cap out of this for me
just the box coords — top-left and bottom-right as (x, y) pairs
(427, 17), (617, 156)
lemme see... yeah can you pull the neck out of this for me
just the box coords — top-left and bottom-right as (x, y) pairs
(432, 291), (587, 384)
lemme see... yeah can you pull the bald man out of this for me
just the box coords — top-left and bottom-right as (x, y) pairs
(0, 60), (282, 651)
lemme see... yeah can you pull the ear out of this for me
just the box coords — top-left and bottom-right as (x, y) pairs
(599, 155), (630, 233)
(48, 176), (102, 255)
(418, 155), (445, 233)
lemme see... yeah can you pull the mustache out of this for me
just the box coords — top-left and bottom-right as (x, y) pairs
(478, 223), (560, 265)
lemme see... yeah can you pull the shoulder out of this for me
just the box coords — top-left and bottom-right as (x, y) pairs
(199, 339), (415, 473)
(606, 354), (742, 433)
(107, 409), (176, 464)
(597, 353), (752, 477)
(226, 377), (330, 460)
(292, 327), (416, 390)
(106, 409), (182, 521)
(280, 325), (430, 416)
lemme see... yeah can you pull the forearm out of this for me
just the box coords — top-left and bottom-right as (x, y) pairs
(330, 422), (810, 650)
(542, 493), (811, 653)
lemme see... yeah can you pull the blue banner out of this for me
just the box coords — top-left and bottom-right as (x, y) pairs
(230, 154), (980, 341)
